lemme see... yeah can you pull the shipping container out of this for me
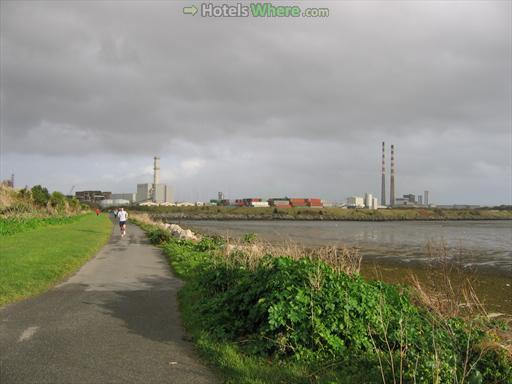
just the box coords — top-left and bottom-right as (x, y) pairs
(251, 201), (269, 208)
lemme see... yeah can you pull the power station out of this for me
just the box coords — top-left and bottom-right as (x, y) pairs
(136, 156), (173, 203)
(380, 142), (431, 207)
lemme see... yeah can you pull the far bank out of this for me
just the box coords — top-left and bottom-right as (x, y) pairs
(132, 205), (512, 221)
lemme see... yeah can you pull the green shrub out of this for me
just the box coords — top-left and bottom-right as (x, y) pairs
(194, 236), (224, 252)
(145, 225), (512, 383)
(148, 228), (171, 244)
(50, 191), (66, 210)
(31, 185), (50, 207)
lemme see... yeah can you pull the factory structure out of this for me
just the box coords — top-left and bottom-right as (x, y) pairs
(135, 156), (173, 204)
(75, 156), (174, 208)
(73, 144), (434, 209)
(344, 142), (431, 209)
(376, 141), (431, 208)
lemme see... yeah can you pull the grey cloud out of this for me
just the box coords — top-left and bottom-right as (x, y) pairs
(0, 1), (510, 204)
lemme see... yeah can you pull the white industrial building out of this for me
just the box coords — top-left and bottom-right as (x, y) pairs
(363, 193), (379, 210)
(136, 156), (174, 204)
(136, 183), (152, 202)
(111, 193), (136, 202)
(99, 199), (130, 208)
(346, 196), (365, 208)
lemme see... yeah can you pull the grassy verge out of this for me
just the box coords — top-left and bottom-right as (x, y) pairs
(133, 217), (511, 384)
(0, 215), (84, 236)
(0, 213), (112, 306)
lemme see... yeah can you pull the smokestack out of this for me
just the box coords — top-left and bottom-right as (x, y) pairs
(381, 142), (386, 207)
(390, 144), (395, 206)
(153, 156), (160, 186)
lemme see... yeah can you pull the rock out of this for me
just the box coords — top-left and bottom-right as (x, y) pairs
(165, 223), (199, 241)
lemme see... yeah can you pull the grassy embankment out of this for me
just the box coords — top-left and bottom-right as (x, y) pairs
(133, 214), (512, 384)
(135, 205), (512, 221)
(0, 214), (112, 306)
(0, 184), (112, 306)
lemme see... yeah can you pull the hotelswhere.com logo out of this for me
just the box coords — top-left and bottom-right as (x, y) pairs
(183, 3), (330, 18)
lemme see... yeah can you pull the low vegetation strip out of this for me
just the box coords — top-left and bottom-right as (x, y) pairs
(0, 213), (112, 306)
(136, 205), (512, 221)
(0, 215), (84, 236)
(134, 218), (512, 384)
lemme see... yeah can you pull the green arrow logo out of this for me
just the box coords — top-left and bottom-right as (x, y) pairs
(183, 5), (198, 16)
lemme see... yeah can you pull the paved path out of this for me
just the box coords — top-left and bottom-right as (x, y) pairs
(0, 222), (217, 384)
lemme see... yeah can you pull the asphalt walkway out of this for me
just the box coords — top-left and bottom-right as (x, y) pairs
(0, 222), (217, 383)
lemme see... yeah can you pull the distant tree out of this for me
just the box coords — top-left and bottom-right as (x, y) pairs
(31, 185), (50, 206)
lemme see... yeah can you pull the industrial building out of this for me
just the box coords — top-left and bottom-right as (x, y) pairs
(380, 142), (434, 208)
(135, 156), (174, 204)
(346, 196), (365, 208)
(75, 190), (111, 202)
(111, 193), (136, 203)
(364, 193), (379, 209)
(99, 199), (131, 208)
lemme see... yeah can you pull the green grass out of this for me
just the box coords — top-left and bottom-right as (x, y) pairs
(0, 215), (84, 236)
(0, 213), (112, 306)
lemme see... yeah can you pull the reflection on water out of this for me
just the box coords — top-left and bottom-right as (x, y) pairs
(177, 220), (512, 275)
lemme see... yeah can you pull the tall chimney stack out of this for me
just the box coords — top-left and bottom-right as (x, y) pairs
(381, 142), (386, 207)
(153, 156), (161, 203)
(153, 156), (160, 186)
(390, 144), (395, 206)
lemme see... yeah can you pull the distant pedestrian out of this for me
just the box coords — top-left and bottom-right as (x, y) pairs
(113, 209), (118, 218)
(95, 208), (100, 216)
(118, 208), (128, 237)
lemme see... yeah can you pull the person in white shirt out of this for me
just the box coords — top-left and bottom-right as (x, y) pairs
(118, 208), (128, 237)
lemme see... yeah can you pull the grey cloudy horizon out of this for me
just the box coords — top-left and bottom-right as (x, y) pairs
(1, 0), (511, 204)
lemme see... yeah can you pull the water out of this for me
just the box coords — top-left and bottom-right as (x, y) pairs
(177, 220), (512, 275)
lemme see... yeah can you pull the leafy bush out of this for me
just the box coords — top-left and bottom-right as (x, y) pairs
(194, 235), (224, 252)
(50, 191), (66, 210)
(31, 185), (50, 207)
(149, 227), (512, 383)
(148, 228), (172, 244)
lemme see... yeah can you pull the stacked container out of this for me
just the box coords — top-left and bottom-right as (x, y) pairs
(269, 198), (292, 208)
(306, 198), (323, 208)
(289, 198), (307, 207)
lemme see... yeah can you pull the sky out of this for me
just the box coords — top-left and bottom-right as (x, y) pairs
(1, 0), (511, 205)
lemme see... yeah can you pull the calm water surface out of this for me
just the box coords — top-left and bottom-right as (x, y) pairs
(178, 220), (512, 275)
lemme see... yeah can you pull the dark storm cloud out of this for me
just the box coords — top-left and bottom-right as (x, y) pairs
(0, 1), (510, 204)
